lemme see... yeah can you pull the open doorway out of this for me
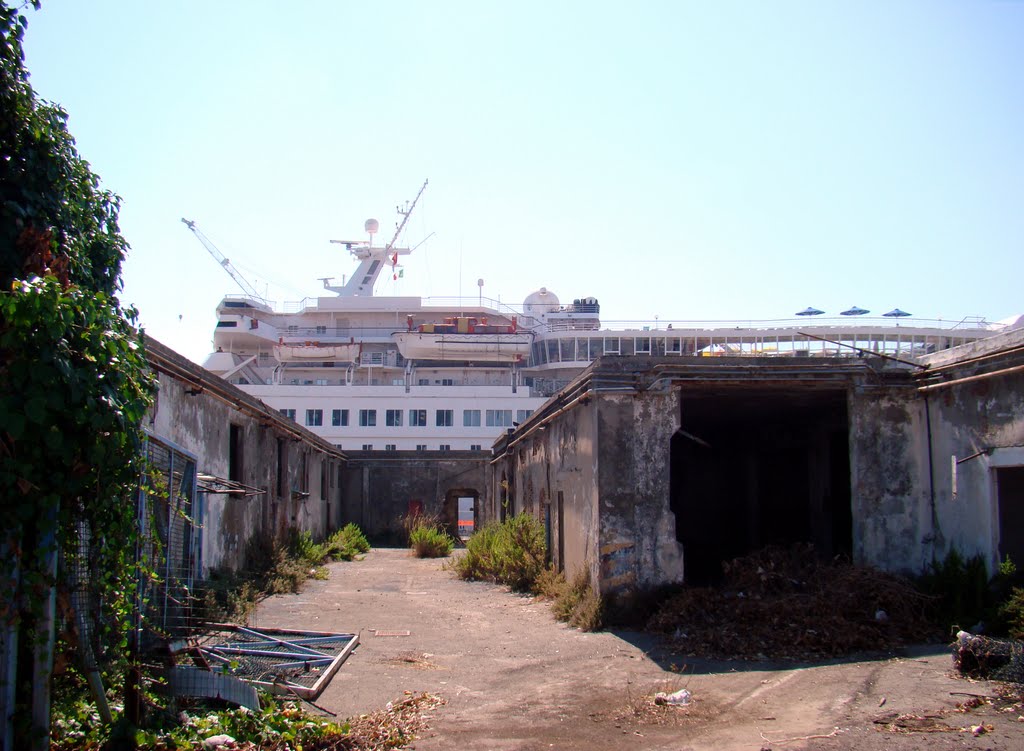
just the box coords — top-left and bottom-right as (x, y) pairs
(669, 387), (852, 585)
(444, 488), (479, 542)
(997, 466), (1024, 569)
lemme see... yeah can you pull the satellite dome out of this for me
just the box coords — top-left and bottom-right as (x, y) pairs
(523, 287), (560, 317)
(365, 218), (379, 235)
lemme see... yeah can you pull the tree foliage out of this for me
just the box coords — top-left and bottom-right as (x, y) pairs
(0, 0), (154, 663)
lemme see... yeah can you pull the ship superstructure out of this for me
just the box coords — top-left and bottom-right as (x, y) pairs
(200, 187), (1013, 451)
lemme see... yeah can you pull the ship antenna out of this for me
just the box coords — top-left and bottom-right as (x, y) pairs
(386, 178), (428, 251)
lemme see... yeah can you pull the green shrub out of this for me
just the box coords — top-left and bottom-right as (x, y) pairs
(323, 522), (371, 561)
(452, 513), (547, 592)
(290, 528), (327, 566)
(409, 523), (455, 558)
(1001, 587), (1024, 640)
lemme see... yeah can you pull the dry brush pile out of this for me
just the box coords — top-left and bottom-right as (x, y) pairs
(648, 544), (940, 660)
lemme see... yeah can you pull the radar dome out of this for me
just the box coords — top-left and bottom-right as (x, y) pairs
(523, 287), (560, 317)
(365, 218), (379, 234)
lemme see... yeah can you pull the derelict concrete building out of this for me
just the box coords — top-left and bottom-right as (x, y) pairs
(146, 339), (347, 572)
(488, 329), (1024, 604)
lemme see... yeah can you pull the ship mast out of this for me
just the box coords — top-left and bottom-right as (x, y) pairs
(325, 179), (428, 297)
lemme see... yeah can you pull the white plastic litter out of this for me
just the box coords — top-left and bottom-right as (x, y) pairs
(654, 688), (692, 706)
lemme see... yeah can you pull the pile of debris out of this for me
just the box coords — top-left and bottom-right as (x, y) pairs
(648, 544), (939, 660)
(954, 630), (1024, 683)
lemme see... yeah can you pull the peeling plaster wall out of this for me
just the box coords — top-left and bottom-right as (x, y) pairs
(339, 452), (490, 542)
(487, 400), (600, 580)
(924, 369), (1024, 572)
(595, 390), (685, 601)
(848, 385), (931, 573)
(147, 356), (342, 573)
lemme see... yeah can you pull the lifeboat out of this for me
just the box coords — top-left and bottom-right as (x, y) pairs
(392, 316), (533, 362)
(273, 338), (362, 363)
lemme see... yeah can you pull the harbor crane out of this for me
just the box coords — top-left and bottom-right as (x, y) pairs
(181, 218), (269, 306)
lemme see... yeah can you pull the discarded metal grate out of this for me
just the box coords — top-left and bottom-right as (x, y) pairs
(373, 630), (412, 637)
(182, 624), (359, 699)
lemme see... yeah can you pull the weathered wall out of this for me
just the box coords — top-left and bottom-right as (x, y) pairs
(495, 398), (601, 579)
(339, 452), (490, 542)
(595, 390), (685, 601)
(920, 357), (1024, 572)
(848, 384), (932, 573)
(146, 340), (344, 572)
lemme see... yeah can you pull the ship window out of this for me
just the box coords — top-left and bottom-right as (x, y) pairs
(546, 340), (559, 363)
(315, 379), (328, 386)
(668, 337), (682, 353)
(359, 409), (377, 427)
(287, 325), (298, 334)
(486, 409), (513, 427)
(410, 409), (427, 426)
(392, 378), (404, 386)
(416, 444), (427, 451)
(441, 378), (454, 386)
(560, 338), (575, 361)
(315, 325), (327, 335)
(306, 409), (323, 426)
(604, 337), (620, 354)
(439, 444), (451, 452)
(362, 444), (373, 451)
(436, 409), (454, 427)
(368, 260), (380, 274)
(279, 408), (296, 421)
(517, 409), (532, 423)
(332, 409), (348, 426)
(471, 444), (482, 451)
(463, 409), (481, 427)
(636, 337), (651, 354)
(386, 409), (403, 427)
(418, 379), (429, 386)
(385, 444), (397, 452)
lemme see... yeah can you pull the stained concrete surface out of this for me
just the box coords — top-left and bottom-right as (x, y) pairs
(254, 548), (1024, 750)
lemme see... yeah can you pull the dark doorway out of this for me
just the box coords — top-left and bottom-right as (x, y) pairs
(669, 387), (852, 585)
(997, 466), (1024, 568)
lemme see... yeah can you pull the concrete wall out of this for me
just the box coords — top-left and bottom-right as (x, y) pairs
(340, 451), (490, 542)
(918, 338), (1024, 573)
(848, 383), (932, 573)
(146, 339), (345, 572)
(495, 397), (601, 580)
(595, 390), (684, 601)
(850, 329), (1024, 575)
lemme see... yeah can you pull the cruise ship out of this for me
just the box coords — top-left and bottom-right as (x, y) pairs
(200, 189), (1011, 452)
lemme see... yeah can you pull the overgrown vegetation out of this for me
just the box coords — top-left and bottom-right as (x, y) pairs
(451, 513), (547, 591)
(407, 513), (455, 558)
(201, 525), (370, 623)
(1, 3), (157, 745)
(452, 514), (604, 629)
(536, 567), (604, 631)
(917, 550), (1024, 637)
(52, 691), (444, 751)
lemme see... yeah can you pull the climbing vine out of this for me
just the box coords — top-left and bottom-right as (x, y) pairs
(0, 0), (155, 735)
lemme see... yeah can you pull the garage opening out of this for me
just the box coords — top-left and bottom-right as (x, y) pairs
(669, 387), (852, 586)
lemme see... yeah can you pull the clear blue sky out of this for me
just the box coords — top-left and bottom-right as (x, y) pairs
(17, 1), (1024, 363)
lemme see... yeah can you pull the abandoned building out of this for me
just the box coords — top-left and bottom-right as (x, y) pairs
(145, 339), (492, 569)
(145, 338), (347, 573)
(488, 328), (1024, 603)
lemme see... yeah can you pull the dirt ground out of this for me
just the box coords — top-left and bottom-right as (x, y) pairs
(253, 548), (1024, 750)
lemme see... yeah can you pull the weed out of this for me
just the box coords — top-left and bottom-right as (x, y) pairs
(451, 513), (546, 592)
(547, 567), (604, 631)
(407, 515), (455, 558)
